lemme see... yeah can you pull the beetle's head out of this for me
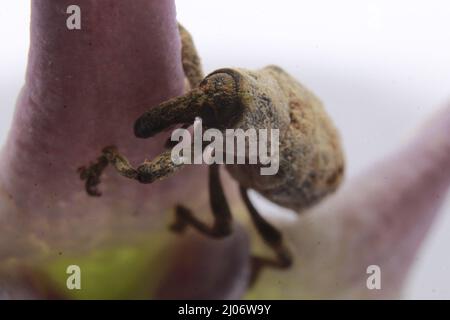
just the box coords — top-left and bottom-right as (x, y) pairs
(197, 69), (244, 130)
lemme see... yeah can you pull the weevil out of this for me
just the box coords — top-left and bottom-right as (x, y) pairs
(79, 24), (345, 277)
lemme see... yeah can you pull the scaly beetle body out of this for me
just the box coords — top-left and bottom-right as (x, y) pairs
(79, 24), (345, 279)
(198, 66), (345, 211)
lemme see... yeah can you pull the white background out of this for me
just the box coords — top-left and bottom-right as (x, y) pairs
(1, 1), (450, 298)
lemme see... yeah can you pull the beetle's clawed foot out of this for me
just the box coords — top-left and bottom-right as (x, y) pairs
(169, 203), (233, 239)
(78, 146), (118, 197)
(78, 156), (108, 197)
(169, 205), (190, 233)
(277, 246), (293, 269)
(249, 249), (293, 287)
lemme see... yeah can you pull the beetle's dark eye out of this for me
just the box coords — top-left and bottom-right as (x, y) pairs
(199, 73), (242, 129)
(200, 72), (236, 93)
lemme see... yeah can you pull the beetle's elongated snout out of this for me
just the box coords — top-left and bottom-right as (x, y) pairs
(134, 71), (242, 139)
(133, 89), (205, 138)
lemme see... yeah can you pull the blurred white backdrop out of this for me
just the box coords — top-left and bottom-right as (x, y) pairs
(1, 0), (450, 298)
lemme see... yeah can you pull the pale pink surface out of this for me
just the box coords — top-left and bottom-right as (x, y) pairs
(1, 0), (186, 209)
(0, 0), (250, 299)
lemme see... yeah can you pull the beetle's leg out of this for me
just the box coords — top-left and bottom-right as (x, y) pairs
(78, 146), (185, 196)
(170, 164), (233, 238)
(178, 23), (204, 89)
(248, 256), (290, 287)
(239, 186), (293, 282)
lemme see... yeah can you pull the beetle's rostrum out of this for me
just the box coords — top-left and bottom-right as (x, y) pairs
(78, 23), (345, 280)
(134, 71), (243, 139)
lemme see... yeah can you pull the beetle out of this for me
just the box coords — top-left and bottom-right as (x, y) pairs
(78, 24), (345, 276)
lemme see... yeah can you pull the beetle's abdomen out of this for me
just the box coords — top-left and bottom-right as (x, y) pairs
(225, 66), (345, 212)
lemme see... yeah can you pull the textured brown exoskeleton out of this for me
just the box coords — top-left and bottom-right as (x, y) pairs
(79, 24), (345, 280)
